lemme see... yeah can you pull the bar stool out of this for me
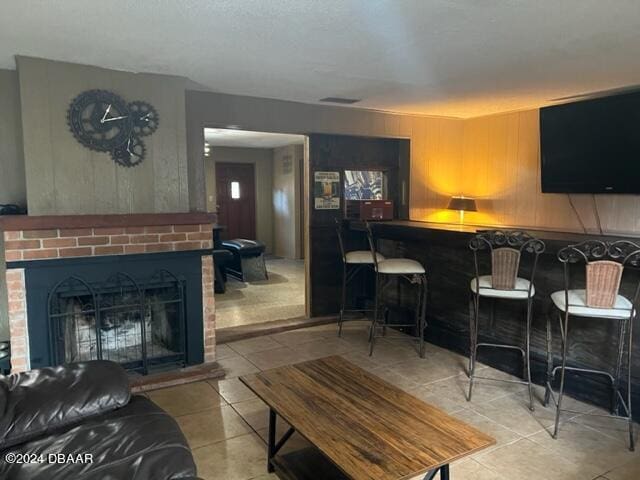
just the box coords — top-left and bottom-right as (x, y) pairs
(335, 219), (384, 336)
(365, 223), (427, 357)
(545, 240), (638, 451)
(468, 230), (545, 411)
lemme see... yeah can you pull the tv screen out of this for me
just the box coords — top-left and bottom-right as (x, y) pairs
(540, 91), (640, 193)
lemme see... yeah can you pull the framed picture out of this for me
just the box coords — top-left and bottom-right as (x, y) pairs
(314, 171), (340, 209)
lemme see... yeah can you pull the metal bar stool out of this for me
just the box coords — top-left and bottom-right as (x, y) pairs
(545, 240), (638, 451)
(335, 219), (384, 336)
(366, 223), (427, 357)
(468, 230), (545, 411)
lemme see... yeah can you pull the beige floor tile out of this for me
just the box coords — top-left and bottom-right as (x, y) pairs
(452, 410), (523, 455)
(367, 366), (422, 391)
(475, 438), (595, 480)
(367, 343), (430, 366)
(270, 327), (332, 347)
(148, 381), (224, 416)
(406, 384), (470, 414)
(226, 335), (284, 355)
(338, 351), (386, 371)
(386, 357), (463, 385)
(243, 346), (312, 370)
(528, 421), (637, 475)
(450, 458), (508, 480)
(232, 398), (270, 430)
(571, 406), (637, 447)
(214, 343), (240, 360)
(470, 387), (589, 437)
(467, 367), (531, 401)
(209, 377), (258, 404)
(605, 456), (640, 479)
(192, 433), (268, 480)
(291, 337), (354, 358)
(418, 371), (517, 411)
(217, 354), (262, 378)
(176, 404), (252, 449)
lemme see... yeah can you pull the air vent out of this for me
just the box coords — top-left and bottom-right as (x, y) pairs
(319, 97), (361, 105)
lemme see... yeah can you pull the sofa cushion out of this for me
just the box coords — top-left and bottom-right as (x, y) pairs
(0, 360), (130, 449)
(0, 396), (197, 480)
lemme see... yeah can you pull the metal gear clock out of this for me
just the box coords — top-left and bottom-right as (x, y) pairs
(67, 90), (159, 167)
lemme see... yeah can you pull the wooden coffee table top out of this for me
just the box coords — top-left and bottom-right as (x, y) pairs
(240, 356), (495, 480)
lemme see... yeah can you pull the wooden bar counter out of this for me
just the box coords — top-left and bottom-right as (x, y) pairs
(346, 220), (640, 418)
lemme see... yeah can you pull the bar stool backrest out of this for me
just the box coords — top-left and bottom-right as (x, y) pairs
(558, 240), (640, 310)
(470, 230), (545, 294)
(365, 222), (382, 271)
(334, 218), (347, 264)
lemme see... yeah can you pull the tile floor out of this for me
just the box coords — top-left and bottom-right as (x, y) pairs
(147, 321), (640, 480)
(216, 258), (305, 329)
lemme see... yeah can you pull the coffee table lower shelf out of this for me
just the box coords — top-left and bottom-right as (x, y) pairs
(270, 446), (349, 480)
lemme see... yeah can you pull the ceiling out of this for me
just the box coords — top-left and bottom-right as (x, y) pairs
(204, 128), (304, 148)
(1, 1), (640, 118)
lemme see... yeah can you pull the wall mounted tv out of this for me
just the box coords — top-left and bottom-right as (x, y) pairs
(540, 90), (640, 194)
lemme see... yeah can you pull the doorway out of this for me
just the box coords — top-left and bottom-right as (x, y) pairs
(204, 128), (309, 331)
(215, 162), (256, 240)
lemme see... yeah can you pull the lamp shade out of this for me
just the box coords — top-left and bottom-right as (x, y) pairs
(447, 196), (477, 212)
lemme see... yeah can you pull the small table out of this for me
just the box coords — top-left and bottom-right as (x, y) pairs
(240, 356), (495, 480)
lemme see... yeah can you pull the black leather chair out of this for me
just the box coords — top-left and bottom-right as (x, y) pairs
(0, 361), (199, 480)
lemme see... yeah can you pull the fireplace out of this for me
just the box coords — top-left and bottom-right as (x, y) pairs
(1, 213), (217, 373)
(49, 270), (187, 373)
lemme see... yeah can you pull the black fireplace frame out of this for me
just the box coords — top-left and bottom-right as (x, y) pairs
(8, 250), (208, 371)
(47, 269), (187, 374)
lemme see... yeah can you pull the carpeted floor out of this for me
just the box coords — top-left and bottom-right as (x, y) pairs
(215, 257), (305, 329)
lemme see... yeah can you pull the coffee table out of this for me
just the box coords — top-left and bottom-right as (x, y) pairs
(240, 356), (495, 480)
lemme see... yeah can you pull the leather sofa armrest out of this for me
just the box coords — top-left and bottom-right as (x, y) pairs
(0, 360), (130, 449)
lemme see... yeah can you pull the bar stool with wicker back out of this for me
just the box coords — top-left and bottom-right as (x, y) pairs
(365, 222), (427, 357)
(545, 240), (638, 451)
(468, 230), (545, 411)
(335, 219), (385, 336)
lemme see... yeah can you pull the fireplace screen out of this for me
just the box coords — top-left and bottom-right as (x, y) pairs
(48, 270), (186, 374)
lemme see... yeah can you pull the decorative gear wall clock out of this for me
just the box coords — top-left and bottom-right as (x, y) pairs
(67, 90), (160, 167)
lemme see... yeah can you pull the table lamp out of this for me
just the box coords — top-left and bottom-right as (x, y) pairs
(447, 196), (477, 224)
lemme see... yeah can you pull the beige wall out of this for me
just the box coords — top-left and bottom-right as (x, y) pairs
(0, 69), (26, 207)
(273, 144), (303, 259)
(17, 57), (189, 215)
(206, 146), (274, 252)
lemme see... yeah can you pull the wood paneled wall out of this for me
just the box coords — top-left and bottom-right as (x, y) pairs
(187, 91), (640, 236)
(185, 91), (464, 213)
(415, 108), (640, 236)
(17, 57), (189, 215)
(0, 69), (26, 208)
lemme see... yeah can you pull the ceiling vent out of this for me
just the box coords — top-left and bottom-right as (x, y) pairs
(319, 97), (361, 105)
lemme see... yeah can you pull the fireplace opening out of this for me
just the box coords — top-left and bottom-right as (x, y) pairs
(48, 270), (186, 374)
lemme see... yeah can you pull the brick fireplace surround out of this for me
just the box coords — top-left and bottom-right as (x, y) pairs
(1, 213), (217, 373)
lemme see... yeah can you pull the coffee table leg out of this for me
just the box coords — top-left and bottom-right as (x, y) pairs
(422, 464), (450, 480)
(267, 408), (277, 473)
(440, 464), (450, 480)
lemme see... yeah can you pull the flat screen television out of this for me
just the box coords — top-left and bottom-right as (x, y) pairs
(540, 91), (640, 193)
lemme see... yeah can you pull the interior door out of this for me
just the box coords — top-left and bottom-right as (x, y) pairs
(215, 162), (256, 240)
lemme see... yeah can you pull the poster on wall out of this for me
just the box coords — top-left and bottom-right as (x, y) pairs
(314, 171), (340, 210)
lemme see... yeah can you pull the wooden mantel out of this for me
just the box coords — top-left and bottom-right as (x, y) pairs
(0, 212), (217, 231)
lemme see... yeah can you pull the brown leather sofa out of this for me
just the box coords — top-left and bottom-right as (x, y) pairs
(0, 360), (199, 480)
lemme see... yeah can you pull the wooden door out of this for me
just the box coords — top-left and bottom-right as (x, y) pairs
(215, 163), (256, 240)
